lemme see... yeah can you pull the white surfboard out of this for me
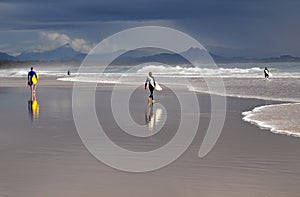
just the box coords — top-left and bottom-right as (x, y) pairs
(265, 70), (272, 78)
(155, 83), (162, 91)
(148, 76), (162, 91)
(268, 71), (272, 77)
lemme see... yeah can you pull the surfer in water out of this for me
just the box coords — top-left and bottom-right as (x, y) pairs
(264, 67), (270, 79)
(145, 71), (156, 107)
(27, 67), (38, 93)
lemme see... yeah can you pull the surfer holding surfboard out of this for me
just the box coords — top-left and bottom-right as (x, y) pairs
(28, 67), (38, 93)
(145, 71), (161, 107)
(264, 66), (270, 79)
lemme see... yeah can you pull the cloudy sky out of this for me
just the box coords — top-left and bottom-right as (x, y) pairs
(0, 0), (299, 57)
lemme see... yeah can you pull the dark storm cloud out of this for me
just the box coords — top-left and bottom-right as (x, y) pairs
(0, 0), (288, 24)
(1, 0), (300, 56)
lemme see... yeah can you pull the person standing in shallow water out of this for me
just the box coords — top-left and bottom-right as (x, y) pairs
(264, 67), (270, 79)
(145, 71), (156, 107)
(27, 67), (38, 94)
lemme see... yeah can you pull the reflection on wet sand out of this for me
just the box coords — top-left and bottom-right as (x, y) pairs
(28, 93), (39, 121)
(145, 105), (163, 134)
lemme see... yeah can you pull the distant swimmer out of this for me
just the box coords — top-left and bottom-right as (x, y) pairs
(27, 67), (38, 93)
(67, 70), (70, 76)
(145, 71), (156, 107)
(264, 67), (270, 79)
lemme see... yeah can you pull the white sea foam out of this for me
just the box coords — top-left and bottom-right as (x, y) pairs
(242, 103), (300, 137)
(1, 64), (300, 78)
(57, 77), (121, 84)
(137, 65), (264, 77)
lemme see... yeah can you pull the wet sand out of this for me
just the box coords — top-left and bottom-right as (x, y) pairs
(0, 78), (299, 197)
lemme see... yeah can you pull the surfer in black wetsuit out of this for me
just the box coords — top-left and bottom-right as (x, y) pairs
(264, 67), (269, 79)
(145, 71), (156, 107)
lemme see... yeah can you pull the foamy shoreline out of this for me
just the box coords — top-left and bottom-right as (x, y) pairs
(242, 103), (300, 138)
(1, 76), (299, 139)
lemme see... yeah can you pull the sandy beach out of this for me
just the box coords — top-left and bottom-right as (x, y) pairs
(0, 77), (299, 197)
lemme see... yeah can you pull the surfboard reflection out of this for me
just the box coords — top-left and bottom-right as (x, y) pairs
(28, 93), (39, 121)
(145, 105), (163, 134)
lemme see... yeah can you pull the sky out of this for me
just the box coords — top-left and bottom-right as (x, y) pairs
(0, 0), (299, 57)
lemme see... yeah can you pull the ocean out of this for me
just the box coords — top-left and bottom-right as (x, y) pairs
(1, 61), (300, 137)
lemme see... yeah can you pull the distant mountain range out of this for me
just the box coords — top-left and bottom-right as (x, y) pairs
(110, 47), (300, 65)
(1, 44), (300, 64)
(16, 44), (85, 61)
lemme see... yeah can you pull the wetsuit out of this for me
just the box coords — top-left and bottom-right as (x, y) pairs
(145, 75), (156, 100)
(28, 70), (37, 86)
(264, 68), (269, 78)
